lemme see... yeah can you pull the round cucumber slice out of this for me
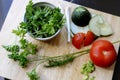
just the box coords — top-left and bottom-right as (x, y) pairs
(89, 15), (113, 36)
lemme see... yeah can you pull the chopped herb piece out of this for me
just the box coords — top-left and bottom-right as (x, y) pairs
(80, 61), (95, 75)
(83, 75), (89, 80)
(90, 76), (95, 80)
(27, 69), (39, 80)
(81, 61), (95, 80)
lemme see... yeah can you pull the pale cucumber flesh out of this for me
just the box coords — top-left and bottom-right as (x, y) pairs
(89, 15), (113, 36)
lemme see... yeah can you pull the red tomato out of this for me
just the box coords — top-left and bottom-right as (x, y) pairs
(84, 31), (94, 46)
(72, 33), (85, 49)
(90, 40), (117, 67)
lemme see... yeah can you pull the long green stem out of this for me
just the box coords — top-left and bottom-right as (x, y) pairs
(30, 48), (90, 62)
(33, 60), (47, 70)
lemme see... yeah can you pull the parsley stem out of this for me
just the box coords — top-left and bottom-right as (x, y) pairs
(29, 48), (90, 68)
(33, 60), (47, 70)
(30, 48), (90, 62)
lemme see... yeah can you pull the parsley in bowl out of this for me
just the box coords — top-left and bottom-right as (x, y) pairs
(24, 1), (65, 40)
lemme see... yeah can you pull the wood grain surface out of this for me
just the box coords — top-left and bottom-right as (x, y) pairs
(0, 0), (120, 80)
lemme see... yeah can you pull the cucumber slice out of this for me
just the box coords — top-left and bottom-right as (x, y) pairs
(70, 13), (96, 34)
(71, 21), (89, 34)
(89, 15), (113, 36)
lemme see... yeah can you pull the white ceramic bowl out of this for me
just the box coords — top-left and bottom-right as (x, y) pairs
(25, 2), (62, 41)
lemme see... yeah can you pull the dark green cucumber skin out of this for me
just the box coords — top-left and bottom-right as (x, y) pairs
(72, 6), (91, 27)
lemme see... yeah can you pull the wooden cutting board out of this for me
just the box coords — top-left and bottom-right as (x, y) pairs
(0, 0), (120, 80)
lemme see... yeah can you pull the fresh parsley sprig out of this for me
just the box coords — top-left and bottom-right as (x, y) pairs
(12, 22), (27, 37)
(27, 69), (39, 80)
(2, 40), (37, 68)
(3, 21), (37, 68)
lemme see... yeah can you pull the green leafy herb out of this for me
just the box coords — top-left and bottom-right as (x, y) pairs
(24, 0), (65, 38)
(8, 52), (19, 61)
(27, 69), (39, 80)
(80, 61), (95, 75)
(26, 42), (37, 55)
(90, 76), (95, 80)
(44, 55), (75, 67)
(3, 41), (37, 68)
(82, 75), (95, 80)
(82, 75), (89, 80)
(25, 0), (34, 21)
(19, 38), (37, 55)
(2, 45), (20, 52)
(80, 61), (95, 80)
(3, 20), (37, 68)
(12, 27), (27, 37)
(19, 38), (29, 49)
(18, 54), (29, 67)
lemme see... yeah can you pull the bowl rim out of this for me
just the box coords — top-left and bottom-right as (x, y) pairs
(27, 29), (61, 41)
(32, 2), (56, 9)
(35, 29), (61, 40)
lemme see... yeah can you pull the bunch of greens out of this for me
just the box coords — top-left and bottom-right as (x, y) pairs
(2, 22), (37, 68)
(2, 18), (38, 79)
(24, 0), (65, 38)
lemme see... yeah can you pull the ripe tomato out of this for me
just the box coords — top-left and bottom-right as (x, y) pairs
(72, 31), (95, 49)
(72, 33), (85, 49)
(84, 31), (94, 46)
(90, 40), (117, 67)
